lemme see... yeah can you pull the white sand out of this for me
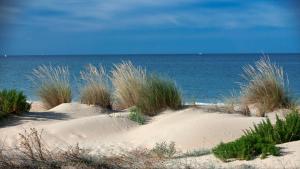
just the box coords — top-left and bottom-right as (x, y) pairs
(0, 102), (299, 168)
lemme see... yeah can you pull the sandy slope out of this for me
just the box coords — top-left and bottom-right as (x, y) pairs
(0, 102), (299, 168)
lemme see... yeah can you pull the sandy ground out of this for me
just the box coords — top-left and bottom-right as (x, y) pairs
(0, 102), (299, 168)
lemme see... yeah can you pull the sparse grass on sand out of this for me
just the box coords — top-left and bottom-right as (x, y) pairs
(80, 64), (111, 109)
(239, 56), (294, 115)
(30, 65), (72, 109)
(110, 61), (146, 110)
(0, 129), (212, 169)
(137, 75), (182, 116)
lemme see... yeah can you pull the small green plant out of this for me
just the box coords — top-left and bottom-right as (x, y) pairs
(137, 75), (182, 116)
(0, 89), (31, 116)
(151, 141), (176, 158)
(30, 65), (72, 109)
(213, 110), (300, 161)
(80, 64), (111, 109)
(128, 107), (146, 125)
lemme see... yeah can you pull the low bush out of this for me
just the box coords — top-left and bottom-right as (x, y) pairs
(213, 110), (300, 161)
(151, 141), (177, 158)
(137, 75), (182, 116)
(0, 89), (31, 117)
(128, 107), (146, 125)
(110, 61), (146, 109)
(30, 65), (72, 109)
(80, 64), (111, 109)
(240, 57), (294, 114)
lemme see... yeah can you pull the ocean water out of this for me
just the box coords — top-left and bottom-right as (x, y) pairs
(0, 54), (299, 103)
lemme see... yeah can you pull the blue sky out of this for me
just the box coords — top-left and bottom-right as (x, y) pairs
(0, 0), (300, 55)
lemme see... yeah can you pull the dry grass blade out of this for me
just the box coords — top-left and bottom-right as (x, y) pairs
(240, 56), (294, 113)
(111, 61), (146, 109)
(29, 65), (72, 109)
(80, 64), (111, 109)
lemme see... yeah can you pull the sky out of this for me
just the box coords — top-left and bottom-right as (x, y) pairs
(0, 0), (300, 55)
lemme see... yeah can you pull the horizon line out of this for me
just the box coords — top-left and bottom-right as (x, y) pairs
(2, 52), (300, 57)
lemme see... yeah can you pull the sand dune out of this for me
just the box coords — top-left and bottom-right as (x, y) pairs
(0, 102), (299, 168)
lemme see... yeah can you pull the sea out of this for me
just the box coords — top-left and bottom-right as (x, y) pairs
(0, 53), (299, 103)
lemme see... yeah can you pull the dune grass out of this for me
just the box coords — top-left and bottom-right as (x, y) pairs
(110, 61), (146, 109)
(80, 64), (111, 109)
(30, 65), (71, 109)
(239, 57), (294, 114)
(137, 75), (182, 116)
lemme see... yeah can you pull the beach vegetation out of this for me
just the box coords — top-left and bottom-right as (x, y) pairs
(128, 107), (146, 125)
(0, 89), (31, 117)
(110, 61), (146, 109)
(80, 64), (111, 109)
(0, 128), (192, 169)
(151, 141), (177, 158)
(239, 57), (294, 115)
(137, 75), (182, 116)
(30, 65), (72, 109)
(213, 110), (300, 161)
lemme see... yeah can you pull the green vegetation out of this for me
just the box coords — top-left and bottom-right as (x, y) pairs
(80, 64), (111, 109)
(213, 110), (300, 161)
(30, 65), (72, 109)
(0, 89), (31, 118)
(128, 107), (146, 125)
(137, 75), (182, 116)
(110, 61), (146, 109)
(240, 57), (294, 115)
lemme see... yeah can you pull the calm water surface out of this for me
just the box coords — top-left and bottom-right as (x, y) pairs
(0, 54), (299, 103)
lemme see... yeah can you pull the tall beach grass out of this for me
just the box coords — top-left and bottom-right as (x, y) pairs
(80, 64), (111, 109)
(110, 61), (146, 109)
(30, 65), (71, 109)
(239, 56), (294, 114)
(137, 75), (182, 116)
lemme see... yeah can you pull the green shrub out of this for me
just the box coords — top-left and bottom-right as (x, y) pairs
(137, 75), (182, 116)
(128, 107), (146, 125)
(213, 110), (300, 161)
(80, 64), (111, 109)
(0, 89), (31, 116)
(30, 65), (72, 109)
(240, 57), (294, 114)
(213, 135), (279, 161)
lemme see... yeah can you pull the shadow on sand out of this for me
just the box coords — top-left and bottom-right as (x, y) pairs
(0, 111), (69, 128)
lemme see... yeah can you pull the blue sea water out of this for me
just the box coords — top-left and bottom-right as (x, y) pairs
(0, 54), (299, 103)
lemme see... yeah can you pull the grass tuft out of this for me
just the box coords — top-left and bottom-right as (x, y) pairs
(0, 89), (31, 118)
(80, 64), (111, 109)
(137, 75), (182, 116)
(110, 61), (146, 109)
(240, 56), (294, 114)
(30, 65), (72, 109)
